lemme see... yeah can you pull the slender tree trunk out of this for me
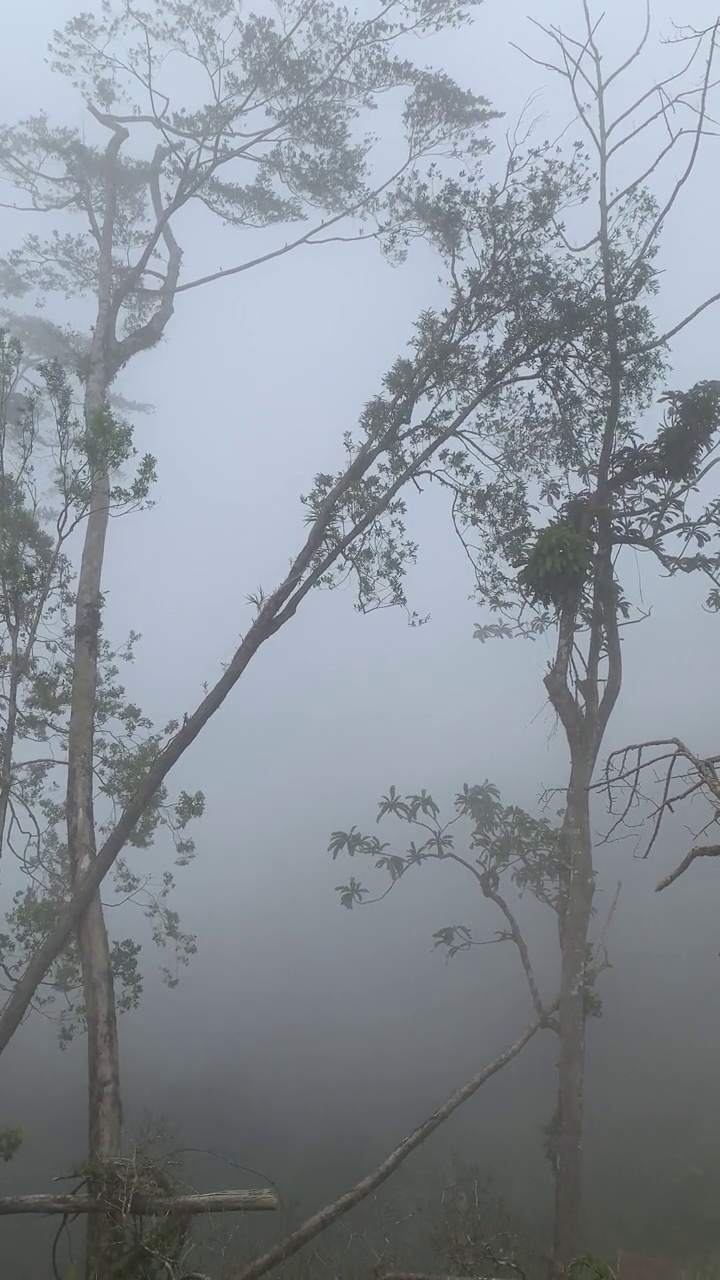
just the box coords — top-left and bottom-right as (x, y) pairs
(0, 661), (20, 855)
(66, 362), (122, 1280)
(552, 759), (595, 1273)
(64, 115), (130, 1279)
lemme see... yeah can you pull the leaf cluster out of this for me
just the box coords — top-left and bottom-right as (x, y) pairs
(300, 141), (619, 618)
(515, 521), (594, 612)
(0, 1122), (25, 1162)
(0, 0), (495, 355)
(330, 781), (563, 959)
(0, 342), (201, 1041)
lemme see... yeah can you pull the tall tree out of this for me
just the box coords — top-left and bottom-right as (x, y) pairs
(452, 12), (720, 1268)
(0, 1), (493, 1272)
(328, 6), (720, 1271)
(503, 14), (720, 1264)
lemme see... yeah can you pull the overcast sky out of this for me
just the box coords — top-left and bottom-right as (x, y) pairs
(1, 1), (719, 1272)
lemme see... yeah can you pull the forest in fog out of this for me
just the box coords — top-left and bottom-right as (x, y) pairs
(0, 1), (719, 1277)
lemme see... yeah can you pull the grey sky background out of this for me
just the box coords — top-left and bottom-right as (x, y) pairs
(1, 0), (719, 1270)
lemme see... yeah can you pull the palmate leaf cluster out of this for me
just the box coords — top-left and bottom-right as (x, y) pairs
(0, 339), (202, 1043)
(514, 522), (594, 612)
(330, 780), (563, 959)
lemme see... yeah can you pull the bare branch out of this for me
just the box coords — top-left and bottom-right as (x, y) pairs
(594, 879), (621, 956)
(600, 737), (720, 882)
(236, 1010), (555, 1280)
(602, 0), (651, 91)
(633, 289), (720, 354)
(472, 870), (547, 1023)
(172, 149), (419, 296)
(623, 19), (720, 283)
(656, 843), (720, 892)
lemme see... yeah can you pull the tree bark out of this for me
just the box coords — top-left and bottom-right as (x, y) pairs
(67, 371), (123, 1280)
(63, 118), (130, 1280)
(551, 760), (594, 1273)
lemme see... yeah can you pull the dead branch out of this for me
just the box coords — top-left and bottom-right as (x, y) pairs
(236, 1010), (556, 1280)
(514, 5), (720, 348)
(655, 843), (720, 893)
(600, 737), (720, 889)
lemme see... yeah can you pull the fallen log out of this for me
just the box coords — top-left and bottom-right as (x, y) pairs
(0, 1188), (278, 1216)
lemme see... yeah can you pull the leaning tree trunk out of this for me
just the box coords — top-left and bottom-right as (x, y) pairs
(66, 358), (123, 1280)
(552, 758), (595, 1273)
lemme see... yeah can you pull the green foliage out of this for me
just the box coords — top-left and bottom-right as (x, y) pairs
(317, 111), (720, 637)
(0, 0), (494, 349)
(299, 141), (610, 619)
(584, 987), (603, 1019)
(582, 939), (604, 1020)
(330, 780), (563, 956)
(516, 521), (594, 612)
(568, 1256), (616, 1280)
(296, 137), (720, 628)
(656, 381), (720, 477)
(0, 1123), (25, 1162)
(0, 339), (202, 1042)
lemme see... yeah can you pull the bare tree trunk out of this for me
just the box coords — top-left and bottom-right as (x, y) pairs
(0, 663), (20, 856)
(66, 366), (122, 1280)
(61, 115), (131, 1279)
(552, 763), (594, 1273)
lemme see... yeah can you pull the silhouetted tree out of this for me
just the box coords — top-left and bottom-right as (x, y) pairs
(331, 6), (720, 1273)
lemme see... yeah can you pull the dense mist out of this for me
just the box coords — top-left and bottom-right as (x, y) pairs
(1, 1), (719, 1278)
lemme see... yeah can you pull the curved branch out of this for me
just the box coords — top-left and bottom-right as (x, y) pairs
(656, 843), (720, 892)
(479, 879), (548, 1024)
(444, 851), (547, 1024)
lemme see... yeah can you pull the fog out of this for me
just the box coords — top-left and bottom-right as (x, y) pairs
(1, 0), (719, 1276)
